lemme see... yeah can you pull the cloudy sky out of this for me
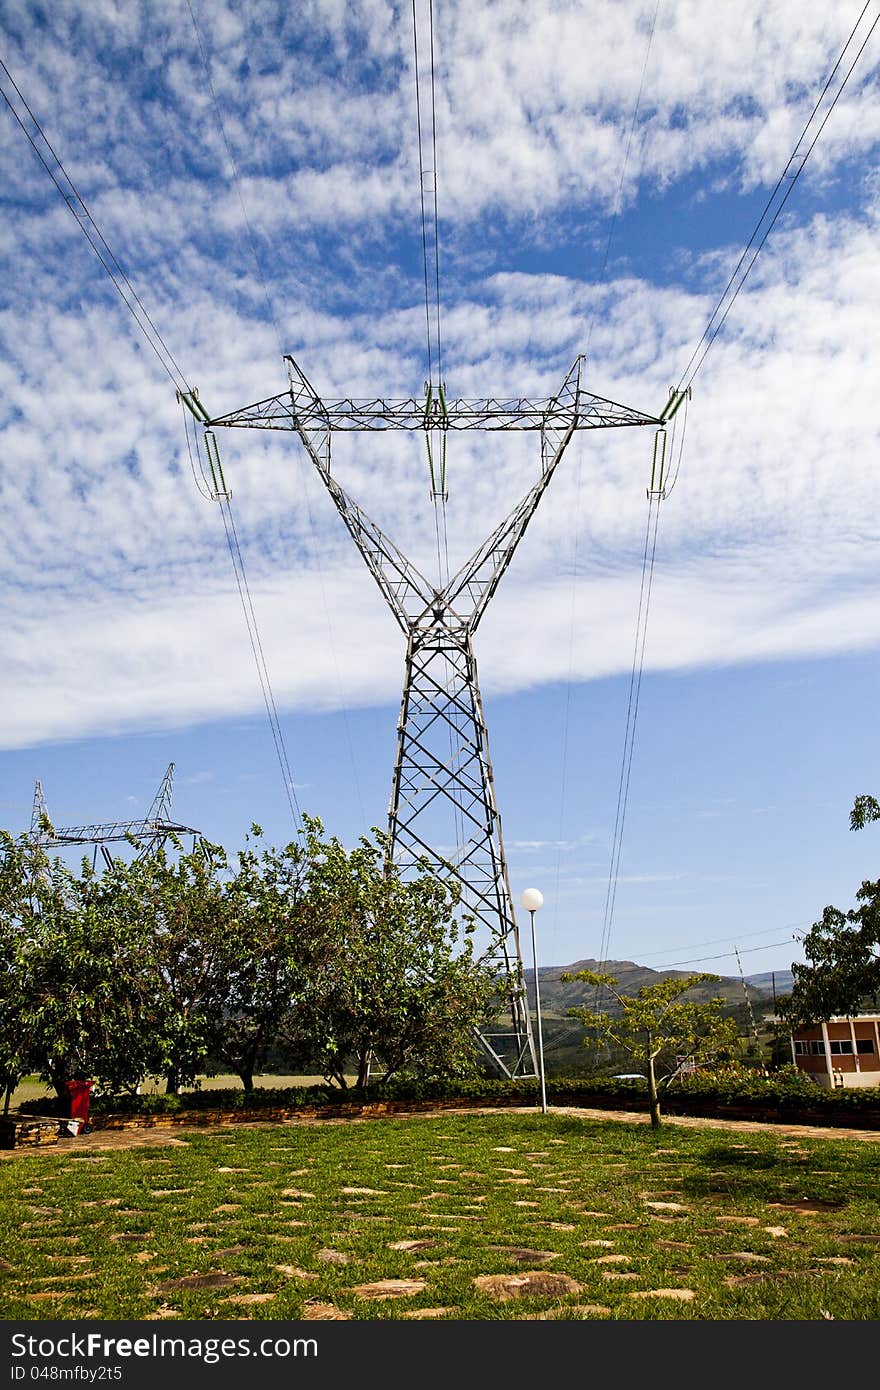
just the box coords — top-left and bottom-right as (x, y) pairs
(2, 0), (879, 980)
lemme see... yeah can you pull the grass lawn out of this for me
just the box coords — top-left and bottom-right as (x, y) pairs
(2, 1110), (878, 1321)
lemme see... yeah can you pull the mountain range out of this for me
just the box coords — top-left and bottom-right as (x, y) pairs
(517, 959), (794, 1071)
(521, 958), (793, 1016)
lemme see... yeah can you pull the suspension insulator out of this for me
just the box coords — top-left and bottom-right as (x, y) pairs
(648, 428), (667, 498)
(204, 431), (229, 499)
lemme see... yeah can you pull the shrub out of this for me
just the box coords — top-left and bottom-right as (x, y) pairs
(18, 1070), (880, 1123)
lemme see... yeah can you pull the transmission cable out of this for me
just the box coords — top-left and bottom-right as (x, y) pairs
(411, 0), (449, 581)
(412, 0), (469, 873)
(0, 54), (192, 395)
(592, 493), (662, 1019)
(182, 408), (303, 831)
(636, 919), (811, 963)
(669, 0), (880, 401)
(427, 0), (444, 395)
(219, 492), (304, 835)
(187, 403), (307, 836)
(585, 2), (878, 1002)
(184, 0), (366, 830)
(412, 0), (438, 390)
(1, 45), (305, 836)
(656, 937), (799, 972)
(550, 2), (661, 958)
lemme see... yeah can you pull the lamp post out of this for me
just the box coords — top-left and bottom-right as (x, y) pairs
(520, 887), (547, 1115)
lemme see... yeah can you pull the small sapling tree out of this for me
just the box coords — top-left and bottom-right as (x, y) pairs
(562, 968), (741, 1127)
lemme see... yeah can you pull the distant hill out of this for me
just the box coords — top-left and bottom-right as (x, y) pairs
(743, 969), (794, 996)
(521, 958), (793, 1016)
(518, 958), (794, 1074)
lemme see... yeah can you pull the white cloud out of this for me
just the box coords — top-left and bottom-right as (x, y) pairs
(1, 1), (879, 751)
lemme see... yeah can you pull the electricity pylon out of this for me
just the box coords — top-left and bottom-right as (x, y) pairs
(29, 763), (201, 867)
(199, 355), (660, 1076)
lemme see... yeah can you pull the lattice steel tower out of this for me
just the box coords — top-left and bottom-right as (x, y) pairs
(192, 355), (659, 1077)
(29, 763), (201, 868)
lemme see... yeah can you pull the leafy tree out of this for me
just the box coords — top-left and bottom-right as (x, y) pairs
(562, 968), (741, 1128)
(850, 795), (880, 831)
(2, 812), (500, 1102)
(0, 832), (40, 1112)
(279, 817), (497, 1088)
(782, 888), (880, 1026)
(27, 876), (152, 1099)
(204, 828), (313, 1091)
(1, 831), (155, 1102)
(106, 837), (232, 1094)
(781, 797), (880, 1027)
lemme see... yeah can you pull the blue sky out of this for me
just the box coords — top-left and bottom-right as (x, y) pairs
(2, 0), (879, 980)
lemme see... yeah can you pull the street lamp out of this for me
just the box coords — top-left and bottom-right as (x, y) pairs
(520, 887), (547, 1115)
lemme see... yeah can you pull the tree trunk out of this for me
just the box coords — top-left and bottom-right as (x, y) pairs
(647, 1052), (662, 1129)
(165, 1070), (180, 1096)
(49, 1062), (71, 1108)
(237, 1068), (255, 1092)
(356, 1047), (372, 1091)
(2, 1080), (14, 1116)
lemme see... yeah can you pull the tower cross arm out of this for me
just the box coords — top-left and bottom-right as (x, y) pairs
(206, 360), (660, 434)
(37, 819), (200, 846)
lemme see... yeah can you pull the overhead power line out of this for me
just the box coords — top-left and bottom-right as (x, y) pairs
(219, 496), (304, 836)
(651, 937), (800, 972)
(666, 0), (880, 406)
(180, 405), (303, 836)
(184, 0), (365, 831)
(1, 50), (304, 836)
(635, 919), (812, 962)
(0, 55), (192, 395)
(592, 489), (662, 1016)
(411, 0), (443, 391)
(552, 1), (662, 958)
(589, 2), (879, 987)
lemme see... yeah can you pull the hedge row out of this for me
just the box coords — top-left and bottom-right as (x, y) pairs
(22, 1068), (880, 1126)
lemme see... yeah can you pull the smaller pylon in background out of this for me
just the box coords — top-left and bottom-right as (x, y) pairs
(30, 778), (49, 837)
(26, 763), (201, 866)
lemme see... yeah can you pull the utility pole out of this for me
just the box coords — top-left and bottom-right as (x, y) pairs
(202, 354), (660, 1077)
(734, 945), (761, 1052)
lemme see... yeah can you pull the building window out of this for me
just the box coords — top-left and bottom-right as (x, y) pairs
(856, 1039), (875, 1055)
(828, 1040), (854, 1055)
(809, 1040), (825, 1056)
(794, 1041), (808, 1055)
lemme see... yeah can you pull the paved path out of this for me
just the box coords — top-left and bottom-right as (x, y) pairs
(4, 1103), (879, 1158)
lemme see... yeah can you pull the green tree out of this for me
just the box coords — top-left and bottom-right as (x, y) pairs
(280, 817), (497, 1088)
(781, 796), (880, 1027)
(850, 795), (880, 831)
(204, 828), (313, 1091)
(782, 888), (880, 1026)
(562, 969), (741, 1127)
(2, 831), (155, 1101)
(106, 837), (232, 1094)
(0, 832), (39, 1112)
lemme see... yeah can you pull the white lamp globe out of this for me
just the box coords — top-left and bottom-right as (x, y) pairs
(520, 888), (544, 912)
